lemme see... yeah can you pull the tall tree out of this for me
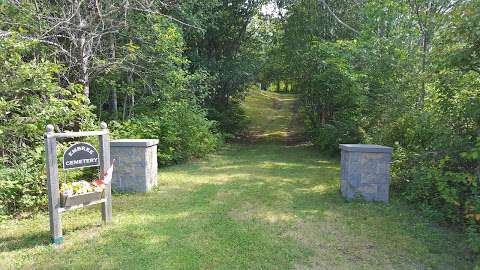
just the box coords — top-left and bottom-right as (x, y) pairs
(182, 0), (265, 105)
(0, 0), (189, 97)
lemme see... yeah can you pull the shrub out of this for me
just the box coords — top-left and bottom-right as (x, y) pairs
(385, 111), (479, 252)
(110, 100), (219, 165)
(207, 100), (249, 137)
(310, 120), (362, 156)
(0, 37), (96, 216)
(295, 41), (363, 155)
(393, 147), (474, 223)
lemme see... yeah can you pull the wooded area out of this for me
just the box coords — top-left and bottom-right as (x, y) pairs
(0, 0), (479, 258)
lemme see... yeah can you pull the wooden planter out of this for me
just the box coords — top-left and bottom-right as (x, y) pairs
(60, 191), (103, 208)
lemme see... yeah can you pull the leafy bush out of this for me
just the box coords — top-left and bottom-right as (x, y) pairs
(207, 101), (249, 137)
(310, 120), (362, 156)
(294, 41), (363, 154)
(0, 159), (47, 219)
(0, 37), (96, 216)
(381, 110), (479, 251)
(111, 101), (219, 165)
(392, 146), (474, 222)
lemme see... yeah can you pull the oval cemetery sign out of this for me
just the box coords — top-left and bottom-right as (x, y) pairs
(63, 142), (100, 170)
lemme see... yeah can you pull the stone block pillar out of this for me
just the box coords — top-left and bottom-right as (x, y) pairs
(110, 139), (159, 193)
(339, 144), (393, 202)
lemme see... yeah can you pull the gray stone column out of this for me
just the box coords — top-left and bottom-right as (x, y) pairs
(339, 144), (393, 202)
(110, 139), (159, 193)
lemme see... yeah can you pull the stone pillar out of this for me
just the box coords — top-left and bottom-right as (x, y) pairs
(110, 139), (159, 193)
(339, 144), (393, 202)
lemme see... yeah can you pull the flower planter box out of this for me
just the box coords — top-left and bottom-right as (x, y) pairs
(60, 191), (103, 208)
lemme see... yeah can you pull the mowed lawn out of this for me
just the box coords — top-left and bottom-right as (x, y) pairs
(1, 90), (477, 269)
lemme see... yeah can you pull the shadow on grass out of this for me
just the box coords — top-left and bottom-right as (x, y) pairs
(0, 230), (51, 252)
(1, 211), (105, 253)
(3, 142), (477, 269)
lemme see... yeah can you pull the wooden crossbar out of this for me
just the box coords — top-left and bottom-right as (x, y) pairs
(46, 130), (108, 139)
(58, 198), (106, 213)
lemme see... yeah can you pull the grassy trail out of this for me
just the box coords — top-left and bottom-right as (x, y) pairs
(1, 89), (476, 269)
(242, 89), (304, 143)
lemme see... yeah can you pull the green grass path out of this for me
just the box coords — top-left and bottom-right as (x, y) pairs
(242, 88), (304, 143)
(0, 89), (476, 269)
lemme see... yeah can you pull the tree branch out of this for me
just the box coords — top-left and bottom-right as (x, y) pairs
(0, 30), (74, 59)
(130, 3), (204, 31)
(318, 0), (360, 35)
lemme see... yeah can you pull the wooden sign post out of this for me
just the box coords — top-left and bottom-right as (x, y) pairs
(45, 122), (112, 245)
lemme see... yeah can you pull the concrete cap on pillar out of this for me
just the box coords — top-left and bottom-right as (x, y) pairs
(339, 144), (393, 153)
(110, 139), (159, 147)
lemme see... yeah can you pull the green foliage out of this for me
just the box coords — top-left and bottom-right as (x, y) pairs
(0, 37), (96, 216)
(90, 14), (221, 165)
(208, 101), (249, 138)
(181, 0), (265, 133)
(0, 160), (47, 219)
(281, 0), (480, 253)
(0, 4), (224, 217)
(111, 101), (219, 165)
(392, 145), (474, 223)
(310, 119), (362, 155)
(291, 41), (362, 154)
(90, 14), (191, 120)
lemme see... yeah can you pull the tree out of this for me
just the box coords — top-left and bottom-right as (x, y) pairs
(0, 0), (194, 97)
(182, 0), (265, 107)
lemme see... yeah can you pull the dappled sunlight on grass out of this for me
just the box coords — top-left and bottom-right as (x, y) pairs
(120, 211), (191, 224)
(295, 184), (330, 194)
(1, 142), (476, 269)
(3, 87), (476, 269)
(252, 131), (290, 138)
(315, 160), (332, 164)
(259, 161), (304, 168)
(230, 203), (298, 224)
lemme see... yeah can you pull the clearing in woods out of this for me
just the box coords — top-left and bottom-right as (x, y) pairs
(0, 88), (475, 269)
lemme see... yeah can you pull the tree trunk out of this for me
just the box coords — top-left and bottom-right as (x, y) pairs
(97, 95), (102, 119)
(74, 0), (91, 97)
(320, 103), (327, 125)
(78, 34), (90, 96)
(128, 94), (135, 118)
(111, 89), (118, 119)
(123, 70), (134, 120)
(122, 93), (128, 120)
(418, 30), (428, 109)
(110, 38), (118, 119)
(80, 65), (90, 96)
